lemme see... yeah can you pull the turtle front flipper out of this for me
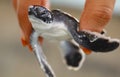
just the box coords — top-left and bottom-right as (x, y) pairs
(60, 40), (85, 71)
(51, 9), (119, 52)
(56, 10), (120, 52)
(30, 31), (55, 77)
(76, 30), (120, 52)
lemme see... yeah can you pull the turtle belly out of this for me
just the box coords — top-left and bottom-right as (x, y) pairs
(32, 21), (72, 41)
(42, 23), (72, 41)
(41, 28), (71, 41)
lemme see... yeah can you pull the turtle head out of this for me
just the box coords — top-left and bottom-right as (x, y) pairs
(28, 5), (53, 23)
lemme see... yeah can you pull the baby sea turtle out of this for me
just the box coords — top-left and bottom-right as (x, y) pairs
(28, 5), (120, 77)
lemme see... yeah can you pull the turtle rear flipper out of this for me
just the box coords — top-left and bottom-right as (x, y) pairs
(60, 40), (85, 71)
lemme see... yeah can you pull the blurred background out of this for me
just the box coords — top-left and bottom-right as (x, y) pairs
(0, 0), (120, 77)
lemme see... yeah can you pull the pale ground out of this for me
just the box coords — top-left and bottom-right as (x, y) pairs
(0, 0), (120, 77)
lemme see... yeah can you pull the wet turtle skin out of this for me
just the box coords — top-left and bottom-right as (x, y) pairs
(28, 5), (120, 77)
(28, 5), (85, 71)
(29, 5), (120, 52)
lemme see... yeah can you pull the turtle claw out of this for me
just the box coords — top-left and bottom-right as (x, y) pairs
(77, 30), (120, 52)
(60, 41), (85, 70)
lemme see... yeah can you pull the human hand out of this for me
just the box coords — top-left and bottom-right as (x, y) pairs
(12, 0), (49, 50)
(80, 0), (116, 32)
(79, 0), (116, 54)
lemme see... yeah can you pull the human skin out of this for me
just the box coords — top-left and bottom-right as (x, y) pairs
(12, 0), (116, 53)
(12, 0), (49, 50)
(80, 0), (116, 32)
(79, 0), (116, 54)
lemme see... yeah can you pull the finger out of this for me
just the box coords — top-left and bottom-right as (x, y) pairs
(12, 0), (18, 12)
(41, 0), (50, 9)
(14, 0), (49, 46)
(80, 46), (92, 55)
(80, 0), (116, 32)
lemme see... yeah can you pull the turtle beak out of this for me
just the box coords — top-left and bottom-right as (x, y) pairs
(28, 5), (34, 15)
(28, 5), (38, 16)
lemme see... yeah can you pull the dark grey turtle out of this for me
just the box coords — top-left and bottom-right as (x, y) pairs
(28, 5), (120, 77)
